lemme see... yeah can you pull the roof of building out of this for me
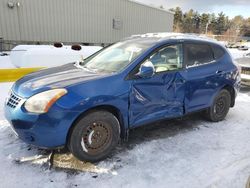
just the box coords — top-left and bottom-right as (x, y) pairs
(128, 0), (174, 14)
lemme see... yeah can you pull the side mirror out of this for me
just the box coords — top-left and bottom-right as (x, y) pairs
(137, 60), (155, 78)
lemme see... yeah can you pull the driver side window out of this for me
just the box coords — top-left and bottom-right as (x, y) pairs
(148, 44), (183, 73)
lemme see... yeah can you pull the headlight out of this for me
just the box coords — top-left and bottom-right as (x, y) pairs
(24, 89), (67, 114)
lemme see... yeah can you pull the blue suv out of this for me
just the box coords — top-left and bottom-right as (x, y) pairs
(4, 33), (240, 162)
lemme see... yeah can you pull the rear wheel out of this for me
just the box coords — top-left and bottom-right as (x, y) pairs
(68, 111), (120, 162)
(205, 89), (231, 122)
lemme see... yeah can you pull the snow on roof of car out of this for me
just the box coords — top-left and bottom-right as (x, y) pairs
(127, 32), (218, 43)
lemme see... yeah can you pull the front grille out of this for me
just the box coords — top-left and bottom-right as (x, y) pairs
(7, 92), (22, 109)
(241, 67), (250, 75)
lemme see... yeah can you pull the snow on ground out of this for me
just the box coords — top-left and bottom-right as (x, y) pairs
(1, 83), (250, 188)
(228, 48), (250, 59)
(0, 47), (250, 188)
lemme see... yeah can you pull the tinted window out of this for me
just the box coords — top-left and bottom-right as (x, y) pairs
(186, 43), (214, 67)
(148, 44), (183, 73)
(212, 45), (225, 59)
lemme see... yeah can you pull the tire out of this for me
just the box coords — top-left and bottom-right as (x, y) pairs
(68, 111), (120, 162)
(205, 89), (231, 122)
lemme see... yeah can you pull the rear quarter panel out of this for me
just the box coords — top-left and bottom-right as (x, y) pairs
(185, 49), (239, 113)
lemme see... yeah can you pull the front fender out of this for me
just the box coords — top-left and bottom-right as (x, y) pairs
(55, 92), (130, 140)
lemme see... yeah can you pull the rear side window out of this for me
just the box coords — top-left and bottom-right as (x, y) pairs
(186, 43), (214, 67)
(212, 45), (225, 60)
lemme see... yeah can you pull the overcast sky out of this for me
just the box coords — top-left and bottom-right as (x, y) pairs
(137, 0), (250, 18)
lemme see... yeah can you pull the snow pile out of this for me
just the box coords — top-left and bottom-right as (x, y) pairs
(0, 56), (15, 68)
(0, 82), (250, 188)
(228, 48), (250, 59)
(10, 45), (102, 68)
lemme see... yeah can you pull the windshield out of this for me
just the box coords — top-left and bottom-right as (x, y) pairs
(81, 40), (153, 73)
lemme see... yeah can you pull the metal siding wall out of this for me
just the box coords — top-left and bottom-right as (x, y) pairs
(0, 0), (20, 40)
(0, 0), (173, 43)
(116, 0), (174, 41)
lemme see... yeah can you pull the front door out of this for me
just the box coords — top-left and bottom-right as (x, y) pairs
(129, 44), (186, 127)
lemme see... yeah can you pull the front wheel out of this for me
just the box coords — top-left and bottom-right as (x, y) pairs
(68, 111), (120, 162)
(205, 89), (231, 122)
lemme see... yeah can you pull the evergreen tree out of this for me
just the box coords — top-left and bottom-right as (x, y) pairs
(209, 13), (217, 34)
(170, 7), (183, 32)
(169, 7), (250, 37)
(216, 12), (227, 35)
(182, 9), (194, 33)
(200, 13), (210, 34)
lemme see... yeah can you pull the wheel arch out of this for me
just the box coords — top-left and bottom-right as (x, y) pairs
(208, 84), (236, 109)
(222, 85), (236, 107)
(66, 105), (127, 147)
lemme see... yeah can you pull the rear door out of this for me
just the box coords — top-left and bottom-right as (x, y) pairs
(129, 43), (186, 127)
(184, 42), (223, 113)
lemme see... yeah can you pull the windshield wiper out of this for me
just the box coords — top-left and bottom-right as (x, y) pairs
(79, 61), (85, 66)
(74, 61), (94, 72)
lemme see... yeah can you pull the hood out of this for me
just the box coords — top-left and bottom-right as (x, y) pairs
(13, 63), (108, 98)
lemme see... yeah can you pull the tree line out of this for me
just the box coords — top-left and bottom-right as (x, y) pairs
(169, 7), (250, 38)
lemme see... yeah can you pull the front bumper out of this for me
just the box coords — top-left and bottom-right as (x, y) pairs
(4, 95), (78, 149)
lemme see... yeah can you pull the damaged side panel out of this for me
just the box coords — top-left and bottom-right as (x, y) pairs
(129, 71), (186, 128)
